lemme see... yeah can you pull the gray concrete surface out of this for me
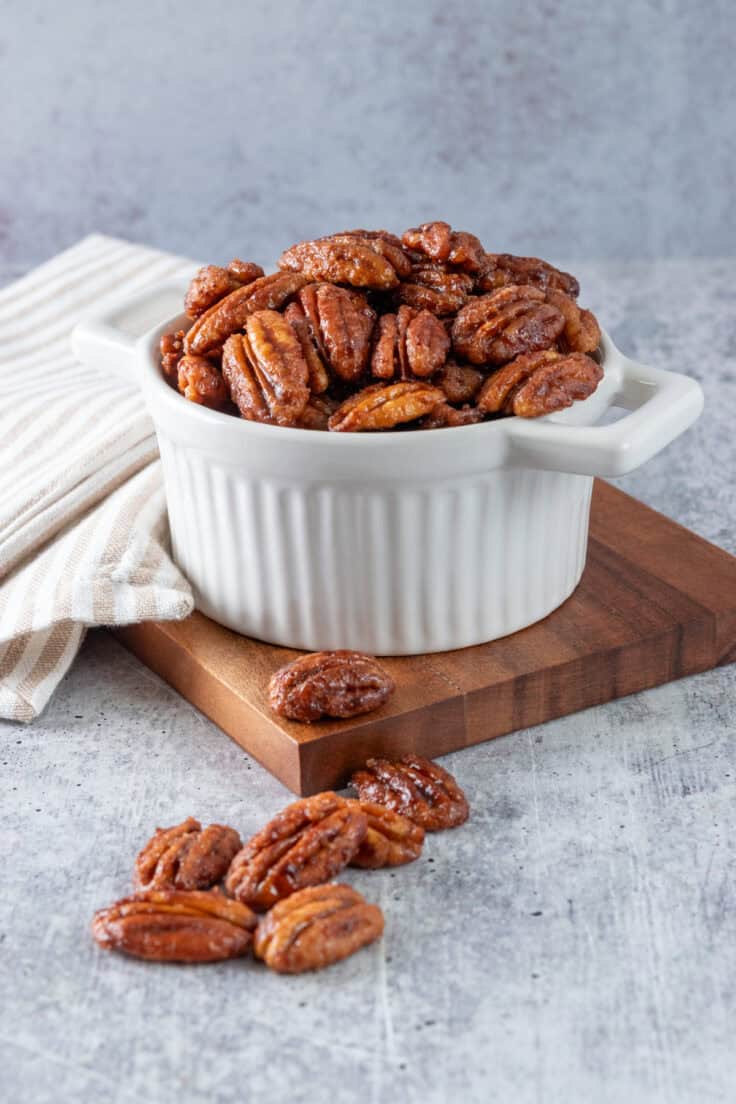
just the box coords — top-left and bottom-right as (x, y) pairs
(2, 0), (736, 271)
(1, 256), (735, 1102)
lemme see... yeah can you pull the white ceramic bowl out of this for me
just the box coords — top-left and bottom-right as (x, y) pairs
(72, 279), (703, 654)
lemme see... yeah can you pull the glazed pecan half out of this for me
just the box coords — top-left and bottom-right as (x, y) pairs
(92, 889), (257, 963)
(451, 285), (565, 366)
(279, 236), (403, 290)
(328, 380), (444, 432)
(268, 650), (394, 722)
(134, 817), (242, 892)
(253, 884), (384, 974)
(184, 259), (265, 319)
(185, 271), (310, 356)
(477, 253), (580, 298)
(326, 230), (413, 278)
(402, 221), (485, 273)
(225, 792), (367, 911)
(434, 360), (484, 404)
(545, 289), (601, 354)
(160, 329), (185, 383)
(394, 264), (474, 315)
(478, 349), (603, 418)
(177, 355), (231, 410)
(371, 305), (450, 380)
(221, 310), (310, 425)
(419, 402), (483, 429)
(286, 283), (376, 383)
(350, 753), (469, 831)
(347, 800), (425, 868)
(297, 394), (339, 431)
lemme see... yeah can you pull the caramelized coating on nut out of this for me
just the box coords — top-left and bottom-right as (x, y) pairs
(224, 792), (368, 911)
(177, 355), (231, 410)
(545, 289), (601, 354)
(185, 272), (310, 356)
(164, 222), (601, 425)
(511, 352), (602, 417)
(326, 231), (413, 279)
(434, 361), (484, 404)
(419, 402), (483, 429)
(452, 285), (565, 366)
(295, 283), (376, 382)
(371, 305), (450, 380)
(253, 884), (384, 974)
(160, 330), (185, 382)
(478, 349), (603, 417)
(477, 253), (580, 298)
(350, 753), (469, 831)
(297, 394), (339, 430)
(134, 817), (242, 892)
(394, 264), (474, 315)
(279, 238), (402, 290)
(184, 260), (265, 319)
(328, 380), (445, 432)
(347, 800), (425, 868)
(402, 221), (485, 273)
(221, 311), (310, 426)
(268, 650), (395, 722)
(92, 889), (257, 963)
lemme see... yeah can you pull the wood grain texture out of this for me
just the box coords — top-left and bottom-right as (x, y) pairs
(114, 480), (736, 795)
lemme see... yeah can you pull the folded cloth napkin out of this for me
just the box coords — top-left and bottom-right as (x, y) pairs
(0, 234), (198, 721)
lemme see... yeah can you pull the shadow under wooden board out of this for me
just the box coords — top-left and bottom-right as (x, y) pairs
(114, 481), (736, 795)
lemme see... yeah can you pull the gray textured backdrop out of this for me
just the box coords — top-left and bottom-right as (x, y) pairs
(2, 0), (735, 273)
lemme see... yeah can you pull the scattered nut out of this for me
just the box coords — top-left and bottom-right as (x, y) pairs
(91, 889), (257, 963)
(253, 884), (384, 973)
(350, 753), (469, 831)
(224, 792), (368, 911)
(348, 800), (425, 868)
(268, 650), (395, 723)
(134, 817), (242, 892)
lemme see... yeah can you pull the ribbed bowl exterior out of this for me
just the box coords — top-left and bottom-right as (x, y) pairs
(158, 434), (593, 654)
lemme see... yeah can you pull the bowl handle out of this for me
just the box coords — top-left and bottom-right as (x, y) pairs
(70, 278), (192, 385)
(504, 355), (704, 476)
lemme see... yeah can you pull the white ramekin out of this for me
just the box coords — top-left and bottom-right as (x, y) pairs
(72, 279), (704, 655)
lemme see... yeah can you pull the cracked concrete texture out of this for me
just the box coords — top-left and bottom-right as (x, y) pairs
(1, 256), (735, 1101)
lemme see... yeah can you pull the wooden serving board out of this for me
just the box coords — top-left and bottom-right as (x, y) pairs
(114, 482), (736, 795)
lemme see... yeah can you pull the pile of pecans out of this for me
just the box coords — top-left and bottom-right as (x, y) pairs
(92, 754), (469, 974)
(160, 222), (603, 431)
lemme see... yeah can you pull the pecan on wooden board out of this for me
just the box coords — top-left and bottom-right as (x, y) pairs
(135, 817), (242, 892)
(92, 889), (257, 963)
(253, 884), (384, 974)
(350, 754), (469, 831)
(224, 792), (367, 911)
(268, 651), (395, 723)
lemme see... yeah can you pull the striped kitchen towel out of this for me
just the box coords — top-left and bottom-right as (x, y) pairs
(0, 234), (198, 721)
